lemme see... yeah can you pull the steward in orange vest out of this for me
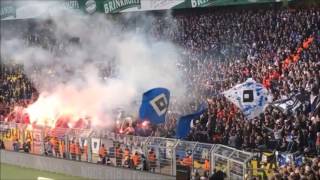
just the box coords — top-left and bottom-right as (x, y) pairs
(59, 140), (65, 158)
(115, 146), (123, 166)
(204, 159), (210, 172)
(50, 137), (58, 156)
(75, 142), (81, 161)
(99, 144), (107, 164)
(83, 144), (88, 161)
(180, 155), (192, 167)
(148, 148), (156, 172)
(132, 152), (141, 169)
(69, 141), (76, 160)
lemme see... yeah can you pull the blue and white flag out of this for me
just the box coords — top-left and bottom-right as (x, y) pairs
(176, 106), (207, 139)
(294, 154), (303, 166)
(139, 88), (170, 124)
(271, 93), (309, 115)
(223, 78), (272, 120)
(277, 153), (287, 166)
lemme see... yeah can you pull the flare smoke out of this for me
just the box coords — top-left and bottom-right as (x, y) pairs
(1, 2), (186, 128)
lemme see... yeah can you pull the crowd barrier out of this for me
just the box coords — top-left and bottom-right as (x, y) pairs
(0, 122), (254, 179)
(0, 150), (174, 180)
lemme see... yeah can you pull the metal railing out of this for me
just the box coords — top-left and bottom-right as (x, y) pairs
(0, 122), (254, 179)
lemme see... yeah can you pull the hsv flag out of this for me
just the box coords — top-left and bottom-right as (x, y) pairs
(176, 106), (207, 139)
(272, 92), (310, 115)
(139, 88), (170, 124)
(223, 78), (272, 120)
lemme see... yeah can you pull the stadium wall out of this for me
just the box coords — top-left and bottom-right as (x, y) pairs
(0, 150), (175, 180)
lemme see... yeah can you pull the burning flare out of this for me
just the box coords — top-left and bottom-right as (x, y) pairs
(21, 93), (91, 129)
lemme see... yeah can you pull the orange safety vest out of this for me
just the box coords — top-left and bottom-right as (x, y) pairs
(99, 147), (107, 157)
(70, 143), (76, 154)
(84, 145), (88, 159)
(132, 154), (141, 166)
(148, 152), (156, 162)
(181, 156), (192, 167)
(59, 141), (65, 153)
(204, 159), (210, 171)
(75, 144), (81, 155)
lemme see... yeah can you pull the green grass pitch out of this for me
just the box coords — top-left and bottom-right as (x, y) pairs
(0, 163), (88, 180)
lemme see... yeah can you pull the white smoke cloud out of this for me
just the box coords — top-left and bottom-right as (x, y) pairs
(1, 2), (186, 128)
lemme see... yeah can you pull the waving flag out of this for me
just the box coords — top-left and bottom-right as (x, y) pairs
(176, 106), (207, 139)
(139, 88), (170, 124)
(271, 93), (310, 115)
(310, 94), (320, 115)
(223, 78), (272, 120)
(277, 153), (288, 166)
(294, 154), (303, 166)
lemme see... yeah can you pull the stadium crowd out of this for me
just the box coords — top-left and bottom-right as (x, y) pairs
(1, 4), (320, 180)
(146, 7), (320, 156)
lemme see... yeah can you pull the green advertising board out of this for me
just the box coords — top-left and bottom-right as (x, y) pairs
(1, 0), (293, 20)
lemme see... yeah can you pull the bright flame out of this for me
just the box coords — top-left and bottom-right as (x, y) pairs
(25, 94), (60, 127)
(23, 92), (93, 128)
(142, 121), (148, 127)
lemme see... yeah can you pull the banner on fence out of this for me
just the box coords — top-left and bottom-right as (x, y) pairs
(250, 152), (276, 178)
(24, 129), (33, 141)
(91, 138), (100, 154)
(1, 0), (293, 20)
(32, 128), (43, 154)
(1, 128), (21, 141)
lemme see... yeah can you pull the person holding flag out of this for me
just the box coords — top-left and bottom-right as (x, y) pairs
(176, 105), (207, 139)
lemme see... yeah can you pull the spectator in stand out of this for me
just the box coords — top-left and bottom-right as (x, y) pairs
(148, 148), (156, 172)
(0, 4), (320, 175)
(316, 132), (320, 156)
(115, 144), (123, 166)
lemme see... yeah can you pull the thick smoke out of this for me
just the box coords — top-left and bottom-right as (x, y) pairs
(1, 3), (186, 128)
